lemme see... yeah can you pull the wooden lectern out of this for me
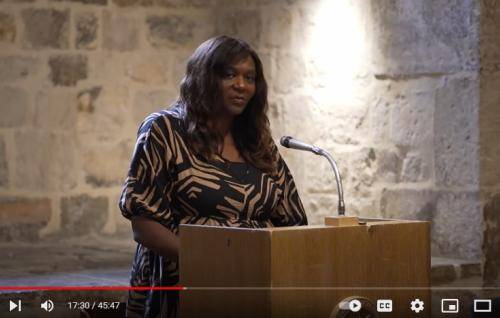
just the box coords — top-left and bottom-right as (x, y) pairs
(179, 217), (430, 317)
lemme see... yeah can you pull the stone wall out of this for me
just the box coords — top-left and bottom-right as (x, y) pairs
(0, 0), (218, 241)
(0, 0), (495, 269)
(214, 0), (483, 262)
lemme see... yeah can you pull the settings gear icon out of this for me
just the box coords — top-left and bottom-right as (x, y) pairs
(410, 298), (425, 313)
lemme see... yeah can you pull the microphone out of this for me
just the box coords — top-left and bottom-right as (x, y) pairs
(280, 136), (322, 154)
(280, 136), (346, 216)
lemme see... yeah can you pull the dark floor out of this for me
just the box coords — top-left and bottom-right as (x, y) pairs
(0, 235), (134, 317)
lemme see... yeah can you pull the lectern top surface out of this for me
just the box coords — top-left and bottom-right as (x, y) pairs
(179, 219), (429, 232)
(178, 223), (309, 231)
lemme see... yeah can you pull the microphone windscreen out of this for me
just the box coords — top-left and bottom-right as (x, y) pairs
(280, 136), (292, 148)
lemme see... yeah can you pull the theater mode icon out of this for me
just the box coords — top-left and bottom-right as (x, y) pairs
(474, 299), (492, 313)
(377, 299), (393, 312)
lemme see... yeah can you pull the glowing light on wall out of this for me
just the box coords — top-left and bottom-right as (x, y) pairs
(304, 0), (368, 106)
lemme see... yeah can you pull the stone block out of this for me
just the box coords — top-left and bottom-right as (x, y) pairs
(0, 196), (51, 225)
(0, 86), (29, 127)
(370, 0), (479, 75)
(261, 6), (292, 49)
(77, 86), (101, 113)
(481, 0), (500, 37)
(366, 96), (391, 143)
(257, 50), (271, 79)
(304, 147), (377, 215)
(400, 150), (431, 183)
(433, 191), (481, 260)
(76, 86), (130, 142)
(347, 196), (380, 218)
(48, 55), (88, 86)
(75, 12), (98, 50)
(115, 207), (133, 235)
(132, 89), (175, 125)
(126, 59), (169, 85)
(421, 0), (479, 69)
(480, 72), (500, 134)
(268, 97), (284, 136)
(217, 0), (275, 6)
(15, 131), (78, 191)
(0, 196), (51, 241)
(380, 188), (436, 221)
(21, 8), (69, 49)
(87, 52), (127, 82)
(156, 0), (216, 6)
(0, 12), (16, 42)
(280, 93), (315, 139)
(146, 8), (214, 48)
(83, 140), (132, 187)
(102, 11), (138, 51)
(146, 13), (214, 48)
(0, 223), (46, 242)
(112, 0), (153, 5)
(107, 194), (133, 237)
(171, 50), (191, 85)
(461, 262), (481, 279)
(0, 136), (7, 187)
(314, 102), (369, 146)
(375, 147), (402, 183)
(434, 76), (479, 188)
(60, 195), (108, 236)
(303, 149), (338, 195)
(215, 9), (261, 49)
(480, 2), (500, 72)
(295, 0), (373, 79)
(480, 131), (500, 188)
(33, 89), (77, 130)
(273, 52), (305, 94)
(340, 148), (377, 196)
(480, 38), (500, 74)
(304, 193), (337, 225)
(113, 0), (215, 6)
(1, 0), (36, 2)
(0, 56), (40, 82)
(483, 193), (500, 286)
(431, 264), (457, 285)
(52, 0), (107, 4)
(390, 92), (434, 146)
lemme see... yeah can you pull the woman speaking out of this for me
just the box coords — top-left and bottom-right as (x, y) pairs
(119, 35), (308, 318)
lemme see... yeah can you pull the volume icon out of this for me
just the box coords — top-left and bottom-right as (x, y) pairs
(41, 300), (54, 312)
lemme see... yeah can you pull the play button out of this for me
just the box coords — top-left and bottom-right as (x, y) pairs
(349, 299), (362, 312)
(9, 300), (21, 312)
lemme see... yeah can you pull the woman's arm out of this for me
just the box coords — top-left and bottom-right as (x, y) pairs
(270, 145), (308, 227)
(120, 115), (180, 261)
(131, 216), (179, 262)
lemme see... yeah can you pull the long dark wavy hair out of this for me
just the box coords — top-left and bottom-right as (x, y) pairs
(174, 35), (277, 174)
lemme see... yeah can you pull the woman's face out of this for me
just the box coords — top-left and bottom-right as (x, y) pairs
(219, 55), (256, 118)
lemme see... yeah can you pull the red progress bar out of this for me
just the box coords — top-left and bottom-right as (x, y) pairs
(0, 286), (186, 291)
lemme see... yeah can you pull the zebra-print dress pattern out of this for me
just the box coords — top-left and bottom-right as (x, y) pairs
(119, 108), (308, 318)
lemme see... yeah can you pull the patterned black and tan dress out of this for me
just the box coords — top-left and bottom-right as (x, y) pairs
(119, 107), (308, 318)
